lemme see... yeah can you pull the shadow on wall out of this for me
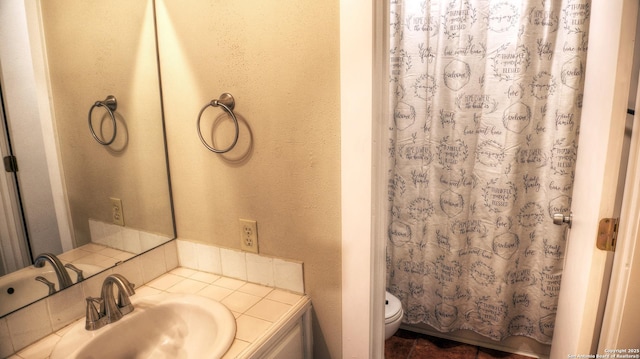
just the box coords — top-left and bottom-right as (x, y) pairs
(200, 111), (254, 165)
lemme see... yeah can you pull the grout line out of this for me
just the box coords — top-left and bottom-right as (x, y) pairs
(406, 338), (417, 359)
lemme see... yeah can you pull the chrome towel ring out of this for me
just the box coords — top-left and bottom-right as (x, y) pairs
(197, 93), (239, 154)
(88, 95), (118, 145)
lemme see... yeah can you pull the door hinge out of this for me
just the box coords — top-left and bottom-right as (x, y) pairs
(3, 155), (18, 173)
(597, 218), (619, 252)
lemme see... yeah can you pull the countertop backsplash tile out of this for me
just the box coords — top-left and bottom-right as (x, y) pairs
(176, 240), (304, 294)
(6, 300), (51, 354)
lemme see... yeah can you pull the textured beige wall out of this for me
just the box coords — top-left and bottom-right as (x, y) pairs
(41, 0), (174, 244)
(155, 1), (341, 357)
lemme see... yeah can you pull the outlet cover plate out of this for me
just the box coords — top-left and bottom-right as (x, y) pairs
(110, 197), (125, 226)
(239, 218), (258, 253)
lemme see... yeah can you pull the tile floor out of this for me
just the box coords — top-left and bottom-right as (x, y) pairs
(385, 329), (535, 359)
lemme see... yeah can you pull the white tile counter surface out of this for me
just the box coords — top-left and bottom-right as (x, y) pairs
(7, 267), (308, 359)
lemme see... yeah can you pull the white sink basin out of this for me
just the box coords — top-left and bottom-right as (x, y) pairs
(51, 293), (236, 359)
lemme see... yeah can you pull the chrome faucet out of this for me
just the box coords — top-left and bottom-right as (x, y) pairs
(34, 253), (73, 292)
(85, 274), (135, 331)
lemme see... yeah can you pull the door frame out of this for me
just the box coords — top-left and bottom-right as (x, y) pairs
(340, 0), (635, 357)
(551, 0), (636, 355)
(597, 4), (640, 347)
(0, 84), (30, 274)
(0, 1), (38, 273)
(23, 0), (75, 253)
(598, 73), (640, 351)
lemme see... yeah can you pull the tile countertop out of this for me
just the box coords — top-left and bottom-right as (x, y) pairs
(10, 267), (309, 359)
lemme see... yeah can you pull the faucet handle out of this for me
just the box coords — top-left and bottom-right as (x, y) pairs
(85, 297), (105, 330)
(64, 263), (84, 282)
(35, 276), (56, 295)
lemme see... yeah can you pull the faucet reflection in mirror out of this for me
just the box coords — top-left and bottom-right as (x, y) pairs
(34, 276), (56, 295)
(33, 253), (73, 292)
(0, 223), (171, 318)
(0, 249), (105, 317)
(33, 252), (84, 297)
(64, 264), (85, 283)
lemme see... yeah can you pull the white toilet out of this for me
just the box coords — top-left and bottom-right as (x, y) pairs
(385, 291), (403, 340)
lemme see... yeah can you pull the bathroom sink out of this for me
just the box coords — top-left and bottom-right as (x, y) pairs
(51, 293), (236, 359)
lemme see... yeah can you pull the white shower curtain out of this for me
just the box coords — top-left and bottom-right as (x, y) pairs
(385, 0), (590, 344)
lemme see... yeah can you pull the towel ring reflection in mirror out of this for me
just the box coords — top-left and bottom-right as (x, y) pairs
(197, 93), (239, 154)
(88, 95), (118, 145)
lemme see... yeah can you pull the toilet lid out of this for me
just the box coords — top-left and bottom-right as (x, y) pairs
(385, 291), (402, 319)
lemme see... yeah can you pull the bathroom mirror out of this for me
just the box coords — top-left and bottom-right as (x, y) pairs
(0, 0), (174, 316)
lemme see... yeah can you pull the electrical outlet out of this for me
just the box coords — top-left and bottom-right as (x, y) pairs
(239, 218), (258, 253)
(110, 197), (125, 226)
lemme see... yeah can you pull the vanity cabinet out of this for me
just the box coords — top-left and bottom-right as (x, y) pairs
(247, 299), (313, 359)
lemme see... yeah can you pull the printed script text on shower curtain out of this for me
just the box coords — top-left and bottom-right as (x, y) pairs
(386, 0), (590, 344)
